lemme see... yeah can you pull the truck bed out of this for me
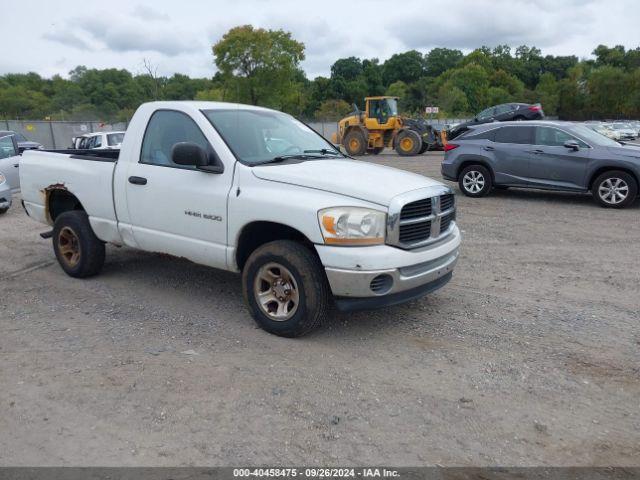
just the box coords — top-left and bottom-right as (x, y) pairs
(19, 149), (121, 243)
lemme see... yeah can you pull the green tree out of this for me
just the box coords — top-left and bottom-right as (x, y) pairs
(424, 48), (463, 77)
(330, 57), (363, 81)
(212, 25), (305, 105)
(534, 72), (559, 115)
(382, 50), (425, 85)
(314, 99), (351, 120)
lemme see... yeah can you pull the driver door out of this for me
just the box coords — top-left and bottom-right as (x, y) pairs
(123, 109), (234, 269)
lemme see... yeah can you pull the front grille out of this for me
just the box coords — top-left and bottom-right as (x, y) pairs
(440, 211), (456, 232)
(389, 189), (457, 249)
(399, 220), (431, 243)
(400, 198), (432, 220)
(440, 193), (455, 212)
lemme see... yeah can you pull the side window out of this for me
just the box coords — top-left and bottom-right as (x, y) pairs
(0, 136), (17, 158)
(140, 110), (211, 168)
(466, 129), (496, 141)
(494, 126), (533, 144)
(477, 107), (494, 120)
(535, 127), (588, 148)
(495, 104), (511, 115)
(94, 135), (102, 148)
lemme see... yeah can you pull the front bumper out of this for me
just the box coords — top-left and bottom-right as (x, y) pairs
(317, 225), (461, 311)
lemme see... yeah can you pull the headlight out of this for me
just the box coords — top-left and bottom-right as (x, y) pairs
(0, 173), (5, 185)
(318, 207), (386, 246)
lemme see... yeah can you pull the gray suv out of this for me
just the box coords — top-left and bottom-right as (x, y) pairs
(441, 121), (640, 208)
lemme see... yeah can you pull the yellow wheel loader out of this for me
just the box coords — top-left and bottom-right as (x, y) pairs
(331, 96), (436, 156)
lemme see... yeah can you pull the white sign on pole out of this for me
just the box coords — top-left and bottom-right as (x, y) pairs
(425, 106), (439, 114)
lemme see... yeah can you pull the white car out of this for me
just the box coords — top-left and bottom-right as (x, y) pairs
(610, 123), (636, 140)
(72, 131), (125, 150)
(584, 123), (621, 141)
(20, 101), (461, 337)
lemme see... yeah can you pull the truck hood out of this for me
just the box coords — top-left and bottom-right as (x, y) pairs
(252, 158), (444, 206)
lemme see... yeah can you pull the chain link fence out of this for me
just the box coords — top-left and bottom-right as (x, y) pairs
(2, 120), (128, 149)
(2, 118), (476, 150)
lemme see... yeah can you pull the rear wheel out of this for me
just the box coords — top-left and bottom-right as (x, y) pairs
(344, 130), (367, 156)
(459, 165), (493, 197)
(592, 170), (638, 208)
(52, 210), (105, 277)
(242, 240), (330, 337)
(395, 130), (422, 156)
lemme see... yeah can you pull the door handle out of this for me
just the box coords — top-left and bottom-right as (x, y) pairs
(128, 176), (147, 185)
(482, 146), (495, 151)
(14, 164), (19, 167)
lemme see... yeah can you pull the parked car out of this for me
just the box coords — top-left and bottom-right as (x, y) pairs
(584, 122), (621, 141)
(441, 121), (640, 208)
(0, 133), (21, 192)
(20, 101), (461, 337)
(0, 172), (12, 214)
(609, 123), (636, 140)
(71, 131), (125, 150)
(447, 103), (544, 139)
(0, 130), (43, 152)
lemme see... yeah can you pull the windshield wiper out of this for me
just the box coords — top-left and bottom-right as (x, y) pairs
(303, 149), (342, 156)
(256, 153), (328, 165)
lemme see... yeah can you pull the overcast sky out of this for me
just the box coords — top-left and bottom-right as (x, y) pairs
(3, 0), (639, 80)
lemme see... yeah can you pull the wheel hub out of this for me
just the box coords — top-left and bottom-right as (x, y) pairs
(599, 178), (628, 204)
(463, 171), (485, 193)
(254, 262), (300, 321)
(58, 226), (81, 267)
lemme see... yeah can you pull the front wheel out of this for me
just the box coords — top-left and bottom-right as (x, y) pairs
(459, 165), (493, 197)
(592, 170), (638, 208)
(0, 208), (8, 215)
(52, 210), (105, 277)
(242, 240), (331, 337)
(344, 130), (367, 156)
(395, 130), (422, 156)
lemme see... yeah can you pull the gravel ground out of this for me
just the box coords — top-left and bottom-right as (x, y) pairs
(1, 151), (639, 466)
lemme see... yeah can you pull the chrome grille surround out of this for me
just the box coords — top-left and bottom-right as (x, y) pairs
(386, 185), (456, 250)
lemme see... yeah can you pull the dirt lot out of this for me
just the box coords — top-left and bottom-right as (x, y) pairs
(1, 152), (639, 466)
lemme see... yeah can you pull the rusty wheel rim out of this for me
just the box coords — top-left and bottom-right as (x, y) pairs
(349, 138), (361, 152)
(58, 227), (81, 268)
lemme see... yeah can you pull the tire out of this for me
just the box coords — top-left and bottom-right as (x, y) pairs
(242, 240), (330, 337)
(0, 208), (8, 215)
(52, 210), (105, 278)
(418, 142), (429, 154)
(591, 170), (638, 208)
(459, 165), (493, 197)
(513, 115), (526, 121)
(344, 130), (367, 156)
(395, 130), (422, 156)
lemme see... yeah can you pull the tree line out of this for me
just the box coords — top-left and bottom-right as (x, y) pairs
(1, 25), (639, 122)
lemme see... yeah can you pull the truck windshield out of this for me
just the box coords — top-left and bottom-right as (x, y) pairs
(203, 109), (341, 165)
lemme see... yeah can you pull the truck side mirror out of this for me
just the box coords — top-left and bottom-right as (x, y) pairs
(172, 142), (208, 167)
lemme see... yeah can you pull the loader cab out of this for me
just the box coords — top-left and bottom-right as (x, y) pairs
(365, 97), (399, 130)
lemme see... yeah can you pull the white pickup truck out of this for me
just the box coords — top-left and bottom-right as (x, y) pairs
(20, 101), (461, 337)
